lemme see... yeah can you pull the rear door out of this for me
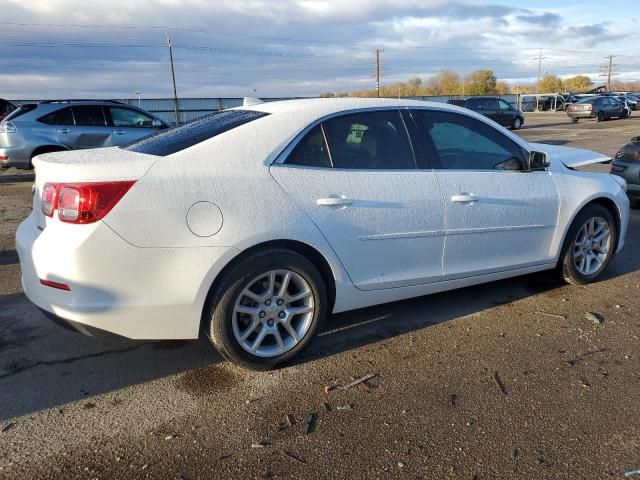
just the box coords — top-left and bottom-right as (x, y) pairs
(68, 106), (114, 148)
(105, 106), (160, 146)
(270, 109), (446, 290)
(410, 109), (559, 279)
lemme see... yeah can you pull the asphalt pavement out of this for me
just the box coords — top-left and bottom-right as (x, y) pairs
(1, 112), (640, 479)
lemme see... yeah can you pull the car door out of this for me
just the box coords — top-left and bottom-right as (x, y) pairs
(410, 109), (559, 279)
(270, 109), (446, 291)
(106, 106), (161, 146)
(497, 99), (515, 126)
(68, 105), (114, 148)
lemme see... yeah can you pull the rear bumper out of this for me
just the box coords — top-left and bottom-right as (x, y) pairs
(566, 111), (595, 120)
(0, 146), (31, 168)
(16, 213), (239, 339)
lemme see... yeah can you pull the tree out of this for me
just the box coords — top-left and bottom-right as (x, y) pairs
(495, 81), (511, 95)
(537, 74), (564, 93)
(464, 70), (497, 95)
(404, 76), (423, 96)
(425, 70), (461, 95)
(562, 75), (593, 92)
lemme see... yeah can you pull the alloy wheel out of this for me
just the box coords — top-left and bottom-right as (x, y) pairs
(573, 217), (611, 276)
(232, 269), (315, 358)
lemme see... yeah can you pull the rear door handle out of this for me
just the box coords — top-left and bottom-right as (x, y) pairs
(451, 193), (477, 203)
(56, 128), (69, 134)
(113, 129), (125, 135)
(316, 196), (354, 207)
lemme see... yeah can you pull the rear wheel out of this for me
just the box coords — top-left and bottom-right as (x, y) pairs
(558, 204), (616, 285)
(571, 118), (579, 124)
(204, 249), (327, 370)
(511, 117), (522, 130)
(596, 111), (605, 122)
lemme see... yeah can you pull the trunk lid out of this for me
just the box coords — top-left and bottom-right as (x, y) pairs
(529, 142), (611, 169)
(31, 147), (158, 229)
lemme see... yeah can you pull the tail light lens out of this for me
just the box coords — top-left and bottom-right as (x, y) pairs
(41, 181), (135, 224)
(42, 182), (60, 217)
(0, 121), (16, 133)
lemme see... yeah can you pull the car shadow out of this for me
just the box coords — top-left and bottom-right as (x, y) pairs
(0, 250), (19, 266)
(1, 211), (637, 421)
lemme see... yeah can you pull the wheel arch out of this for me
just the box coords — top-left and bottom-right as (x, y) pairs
(556, 196), (622, 263)
(201, 239), (337, 327)
(30, 144), (69, 159)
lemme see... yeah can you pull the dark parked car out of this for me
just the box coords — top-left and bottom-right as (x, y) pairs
(566, 96), (629, 123)
(611, 137), (640, 208)
(447, 96), (524, 130)
(0, 99), (16, 121)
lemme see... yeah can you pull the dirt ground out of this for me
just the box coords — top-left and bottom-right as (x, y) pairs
(1, 112), (640, 480)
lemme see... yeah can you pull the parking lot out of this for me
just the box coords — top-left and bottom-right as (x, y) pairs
(1, 112), (640, 479)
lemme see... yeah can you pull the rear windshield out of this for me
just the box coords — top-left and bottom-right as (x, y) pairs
(123, 109), (268, 156)
(576, 97), (596, 104)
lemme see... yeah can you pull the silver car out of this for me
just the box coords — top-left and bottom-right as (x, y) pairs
(0, 100), (169, 169)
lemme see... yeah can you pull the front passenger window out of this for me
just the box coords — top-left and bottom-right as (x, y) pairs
(412, 110), (527, 171)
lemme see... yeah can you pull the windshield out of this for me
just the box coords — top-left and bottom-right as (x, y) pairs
(123, 109), (269, 156)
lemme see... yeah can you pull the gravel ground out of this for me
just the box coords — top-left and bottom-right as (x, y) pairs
(1, 112), (640, 480)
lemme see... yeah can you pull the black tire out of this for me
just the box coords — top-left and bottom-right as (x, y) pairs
(596, 111), (605, 122)
(558, 204), (617, 285)
(571, 118), (579, 124)
(204, 248), (327, 370)
(511, 117), (523, 130)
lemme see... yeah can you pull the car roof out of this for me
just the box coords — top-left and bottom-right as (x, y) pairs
(246, 97), (466, 116)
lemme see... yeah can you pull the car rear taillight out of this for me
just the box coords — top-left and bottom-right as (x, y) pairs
(41, 181), (135, 224)
(0, 121), (16, 133)
(42, 182), (60, 217)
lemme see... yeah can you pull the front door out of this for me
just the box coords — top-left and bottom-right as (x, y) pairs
(410, 109), (559, 279)
(270, 109), (446, 290)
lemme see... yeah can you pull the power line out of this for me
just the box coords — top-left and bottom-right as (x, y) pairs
(2, 21), (640, 56)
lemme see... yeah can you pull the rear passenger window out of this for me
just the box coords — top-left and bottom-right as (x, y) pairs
(39, 107), (75, 126)
(413, 110), (526, 171)
(72, 106), (106, 126)
(323, 111), (415, 170)
(285, 125), (331, 168)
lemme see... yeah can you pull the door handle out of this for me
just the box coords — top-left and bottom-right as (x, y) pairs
(113, 129), (125, 135)
(451, 193), (477, 203)
(56, 128), (69, 134)
(316, 196), (354, 207)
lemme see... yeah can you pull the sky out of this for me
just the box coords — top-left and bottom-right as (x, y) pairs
(1, 0), (639, 99)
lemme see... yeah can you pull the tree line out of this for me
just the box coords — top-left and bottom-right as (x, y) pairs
(321, 69), (640, 98)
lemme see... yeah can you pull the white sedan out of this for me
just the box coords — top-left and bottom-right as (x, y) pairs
(16, 98), (629, 369)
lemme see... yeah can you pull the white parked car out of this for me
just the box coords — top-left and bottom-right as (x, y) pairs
(16, 98), (629, 369)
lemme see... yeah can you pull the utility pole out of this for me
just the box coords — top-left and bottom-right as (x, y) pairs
(600, 55), (619, 91)
(536, 48), (542, 93)
(375, 49), (381, 98)
(166, 33), (179, 125)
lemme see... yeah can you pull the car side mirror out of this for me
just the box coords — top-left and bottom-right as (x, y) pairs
(529, 151), (550, 171)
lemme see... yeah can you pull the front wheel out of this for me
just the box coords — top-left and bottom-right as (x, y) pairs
(559, 205), (617, 285)
(204, 249), (327, 370)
